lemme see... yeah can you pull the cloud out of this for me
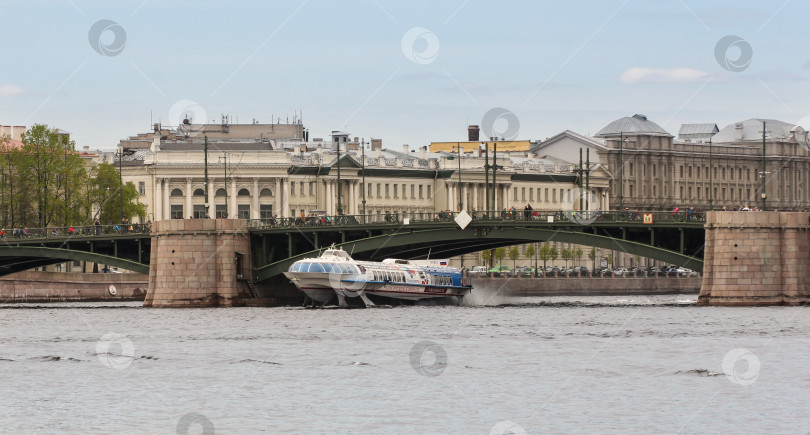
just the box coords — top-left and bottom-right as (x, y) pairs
(0, 84), (25, 97)
(618, 67), (711, 84)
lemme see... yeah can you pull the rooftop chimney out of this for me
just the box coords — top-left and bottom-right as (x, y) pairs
(419, 146), (426, 159)
(371, 138), (382, 151)
(468, 125), (480, 142)
(402, 144), (409, 154)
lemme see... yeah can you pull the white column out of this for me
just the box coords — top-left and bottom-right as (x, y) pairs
(274, 178), (281, 216)
(154, 178), (162, 222)
(327, 181), (333, 215)
(350, 181), (356, 214)
(185, 178), (192, 218)
(207, 178), (214, 218)
(462, 183), (468, 210)
(162, 179), (169, 220)
(282, 179), (290, 217)
(229, 179), (237, 218)
(473, 183), (478, 210)
(251, 178), (259, 219)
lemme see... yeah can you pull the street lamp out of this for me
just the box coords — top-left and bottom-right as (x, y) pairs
(451, 144), (462, 211)
(118, 148), (124, 222)
(219, 154), (228, 218)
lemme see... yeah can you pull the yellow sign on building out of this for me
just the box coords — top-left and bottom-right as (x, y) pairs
(429, 140), (531, 153)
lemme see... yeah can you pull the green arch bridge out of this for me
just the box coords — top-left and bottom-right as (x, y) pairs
(0, 211), (705, 281)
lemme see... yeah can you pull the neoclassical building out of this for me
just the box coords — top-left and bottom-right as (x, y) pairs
(115, 121), (612, 224)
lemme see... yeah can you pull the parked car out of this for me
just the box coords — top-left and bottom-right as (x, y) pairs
(613, 267), (629, 277)
(666, 266), (679, 277)
(488, 265), (510, 276)
(469, 266), (488, 277)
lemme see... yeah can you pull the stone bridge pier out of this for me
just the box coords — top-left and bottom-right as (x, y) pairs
(144, 219), (251, 307)
(698, 211), (810, 306)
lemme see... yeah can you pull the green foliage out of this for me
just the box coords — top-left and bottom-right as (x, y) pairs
(91, 163), (146, 224)
(480, 249), (493, 268)
(550, 245), (558, 262)
(494, 247), (506, 263)
(0, 124), (146, 228)
(508, 246), (519, 268)
(561, 248), (572, 267)
(538, 244), (552, 268)
(607, 252), (614, 267)
(525, 244), (536, 260)
(574, 248), (584, 266)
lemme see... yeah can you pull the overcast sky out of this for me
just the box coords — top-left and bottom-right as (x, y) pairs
(2, 0), (809, 150)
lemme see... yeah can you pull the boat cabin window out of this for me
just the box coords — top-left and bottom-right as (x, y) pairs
(309, 263), (324, 273)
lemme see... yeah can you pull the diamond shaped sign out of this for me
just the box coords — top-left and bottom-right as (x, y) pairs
(454, 210), (472, 230)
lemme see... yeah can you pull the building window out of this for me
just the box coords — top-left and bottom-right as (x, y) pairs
(290, 182), (295, 196)
(653, 185), (657, 197)
(545, 188), (549, 201)
(722, 188), (726, 200)
(653, 165), (657, 177)
(402, 184), (406, 199)
(309, 182), (314, 196)
(385, 184), (390, 198)
(216, 204), (227, 218)
(688, 166), (692, 178)
(394, 184), (398, 198)
(552, 189), (556, 202)
(376, 183), (381, 198)
(680, 166), (684, 178)
(629, 184), (634, 197)
(529, 188), (534, 201)
(170, 188), (183, 197)
(238, 188), (250, 197)
(260, 204), (273, 219)
(138, 181), (145, 195)
(170, 204), (183, 219)
(521, 188), (526, 201)
(427, 185), (432, 198)
(688, 186), (692, 198)
(629, 162), (634, 175)
(722, 167), (726, 178)
(193, 204), (207, 219)
(411, 184), (415, 199)
(238, 204), (250, 219)
(419, 185), (423, 199)
(679, 186), (683, 199)
(513, 187), (518, 201)
(559, 189), (564, 203)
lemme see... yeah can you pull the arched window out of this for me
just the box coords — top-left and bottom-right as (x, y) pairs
(193, 188), (205, 196)
(215, 189), (226, 197)
(238, 188), (250, 197)
(260, 188), (273, 197)
(170, 188), (183, 197)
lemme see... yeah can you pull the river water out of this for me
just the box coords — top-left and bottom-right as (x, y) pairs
(0, 294), (808, 434)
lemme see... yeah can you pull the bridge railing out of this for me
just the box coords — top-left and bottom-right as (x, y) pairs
(0, 223), (152, 240)
(246, 210), (705, 229)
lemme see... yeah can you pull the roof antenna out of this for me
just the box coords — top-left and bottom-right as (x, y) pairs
(426, 248), (431, 260)
(350, 244), (356, 256)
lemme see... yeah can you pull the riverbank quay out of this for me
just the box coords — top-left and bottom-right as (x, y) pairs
(472, 276), (701, 297)
(0, 271), (148, 302)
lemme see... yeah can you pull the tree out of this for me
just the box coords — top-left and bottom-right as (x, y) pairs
(538, 244), (552, 269)
(561, 248), (572, 268)
(494, 247), (506, 265)
(588, 247), (596, 269)
(607, 252), (614, 268)
(480, 249), (492, 266)
(550, 245), (559, 265)
(91, 163), (146, 224)
(508, 246), (519, 269)
(575, 248), (584, 266)
(525, 245), (536, 269)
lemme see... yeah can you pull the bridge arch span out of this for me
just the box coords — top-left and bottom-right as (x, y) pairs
(255, 228), (703, 282)
(0, 246), (149, 277)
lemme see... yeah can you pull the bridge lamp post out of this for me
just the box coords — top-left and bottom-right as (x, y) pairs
(450, 145), (462, 211)
(118, 148), (124, 222)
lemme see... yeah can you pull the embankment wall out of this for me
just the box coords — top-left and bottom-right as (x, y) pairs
(0, 271), (148, 302)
